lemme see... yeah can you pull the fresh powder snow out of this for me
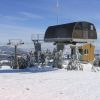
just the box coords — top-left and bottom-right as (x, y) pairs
(0, 66), (100, 100)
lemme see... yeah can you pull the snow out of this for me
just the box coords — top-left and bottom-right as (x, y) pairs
(0, 65), (12, 70)
(62, 60), (69, 68)
(0, 60), (10, 64)
(81, 63), (93, 71)
(0, 67), (100, 100)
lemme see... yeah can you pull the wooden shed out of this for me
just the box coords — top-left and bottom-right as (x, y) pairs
(78, 44), (95, 62)
(44, 21), (97, 43)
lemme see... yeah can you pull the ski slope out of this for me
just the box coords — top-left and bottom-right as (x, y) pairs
(0, 68), (100, 100)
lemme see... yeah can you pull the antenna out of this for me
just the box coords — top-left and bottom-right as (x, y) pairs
(56, 0), (59, 24)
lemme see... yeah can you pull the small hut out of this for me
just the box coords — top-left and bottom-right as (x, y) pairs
(78, 44), (95, 62)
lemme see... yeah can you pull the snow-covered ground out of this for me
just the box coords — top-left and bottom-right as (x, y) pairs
(0, 67), (100, 100)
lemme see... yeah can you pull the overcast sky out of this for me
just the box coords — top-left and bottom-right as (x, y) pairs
(0, 0), (100, 50)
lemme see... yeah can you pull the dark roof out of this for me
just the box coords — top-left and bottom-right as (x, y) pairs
(44, 21), (97, 43)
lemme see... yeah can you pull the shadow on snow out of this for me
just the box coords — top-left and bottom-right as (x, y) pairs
(0, 67), (58, 74)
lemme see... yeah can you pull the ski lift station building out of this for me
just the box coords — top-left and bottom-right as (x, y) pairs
(44, 21), (97, 61)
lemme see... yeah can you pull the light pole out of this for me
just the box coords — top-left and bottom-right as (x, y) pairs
(7, 39), (24, 69)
